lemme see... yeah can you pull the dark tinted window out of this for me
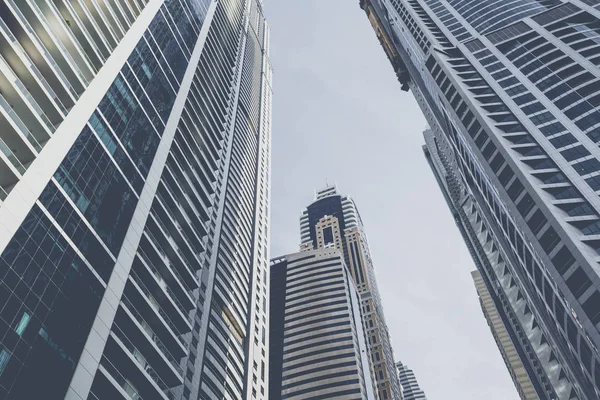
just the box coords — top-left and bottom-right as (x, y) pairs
(539, 227), (560, 253)
(551, 245), (576, 275)
(566, 267), (592, 298)
(582, 291), (600, 325)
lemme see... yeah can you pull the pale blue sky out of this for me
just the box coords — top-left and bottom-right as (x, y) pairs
(265, 0), (518, 399)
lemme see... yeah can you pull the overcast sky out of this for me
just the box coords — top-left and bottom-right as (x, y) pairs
(264, 0), (519, 399)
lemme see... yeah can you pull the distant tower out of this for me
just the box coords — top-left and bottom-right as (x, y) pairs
(299, 186), (402, 400)
(396, 361), (427, 400)
(269, 249), (376, 400)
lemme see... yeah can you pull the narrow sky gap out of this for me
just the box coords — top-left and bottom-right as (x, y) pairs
(265, 0), (517, 398)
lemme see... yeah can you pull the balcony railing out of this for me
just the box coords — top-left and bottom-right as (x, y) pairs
(138, 248), (194, 301)
(101, 355), (144, 400)
(112, 325), (171, 392)
(0, 136), (25, 174)
(0, 93), (43, 152)
(144, 229), (197, 288)
(120, 298), (184, 375)
(0, 186), (8, 201)
(125, 276), (187, 344)
(151, 213), (197, 276)
(130, 267), (191, 326)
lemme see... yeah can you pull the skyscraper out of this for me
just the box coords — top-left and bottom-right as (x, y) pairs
(269, 248), (376, 400)
(395, 361), (426, 400)
(300, 186), (402, 400)
(0, 0), (271, 399)
(361, 0), (600, 399)
(472, 270), (540, 400)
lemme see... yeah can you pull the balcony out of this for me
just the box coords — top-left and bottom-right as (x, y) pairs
(100, 332), (171, 400)
(6, 0), (87, 94)
(123, 274), (191, 347)
(145, 221), (198, 289)
(91, 357), (144, 400)
(131, 256), (193, 326)
(150, 207), (203, 269)
(0, 92), (44, 152)
(0, 58), (54, 141)
(140, 229), (198, 290)
(153, 193), (205, 255)
(112, 314), (184, 386)
(0, 18), (68, 116)
(138, 236), (195, 304)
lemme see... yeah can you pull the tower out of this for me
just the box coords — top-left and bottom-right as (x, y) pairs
(0, 0), (271, 399)
(300, 186), (402, 400)
(362, 0), (600, 398)
(269, 248), (376, 400)
(396, 361), (427, 400)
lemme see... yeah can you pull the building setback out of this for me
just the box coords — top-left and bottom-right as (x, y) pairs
(472, 270), (540, 400)
(396, 361), (427, 400)
(269, 248), (376, 400)
(299, 186), (402, 400)
(0, 0), (271, 399)
(361, 0), (600, 399)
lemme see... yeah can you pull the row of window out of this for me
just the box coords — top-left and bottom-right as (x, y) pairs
(446, 113), (600, 394)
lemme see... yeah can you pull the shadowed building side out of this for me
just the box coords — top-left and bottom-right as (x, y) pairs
(472, 270), (540, 400)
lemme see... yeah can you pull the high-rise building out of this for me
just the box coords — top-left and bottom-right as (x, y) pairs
(361, 0), (600, 399)
(299, 186), (402, 400)
(269, 248), (376, 400)
(395, 361), (426, 400)
(0, 0), (271, 399)
(472, 270), (540, 400)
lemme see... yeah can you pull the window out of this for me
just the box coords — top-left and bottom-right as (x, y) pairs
(565, 202), (596, 217)
(539, 121), (566, 136)
(507, 179), (524, 201)
(582, 290), (600, 325)
(561, 145), (590, 161)
(0, 348), (9, 376)
(490, 153), (505, 172)
(481, 141), (497, 159)
(527, 209), (547, 235)
(498, 166), (514, 186)
(539, 227), (560, 253)
(549, 133), (577, 148)
(566, 316), (579, 347)
(322, 226), (334, 245)
(516, 194), (535, 217)
(14, 312), (30, 336)
(586, 175), (600, 191)
(566, 267), (592, 298)
(573, 158), (600, 175)
(551, 245), (575, 275)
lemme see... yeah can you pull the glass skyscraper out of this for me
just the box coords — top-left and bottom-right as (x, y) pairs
(361, 0), (600, 399)
(299, 186), (402, 400)
(0, 0), (271, 399)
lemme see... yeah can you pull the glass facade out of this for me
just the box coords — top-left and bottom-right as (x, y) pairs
(362, 0), (600, 399)
(0, 0), (271, 399)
